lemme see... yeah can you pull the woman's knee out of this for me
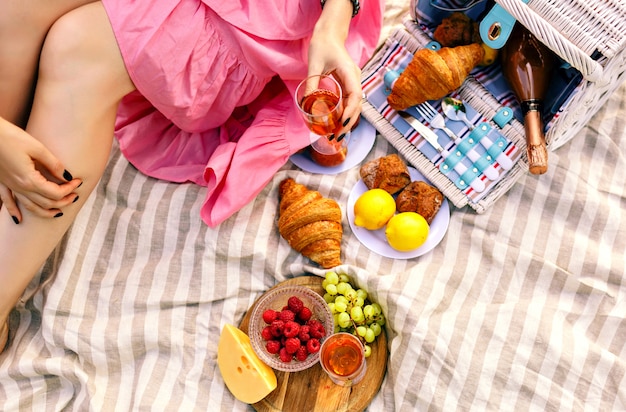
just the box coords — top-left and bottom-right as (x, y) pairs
(38, 3), (133, 94)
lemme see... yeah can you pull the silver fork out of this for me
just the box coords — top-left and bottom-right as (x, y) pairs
(415, 102), (498, 181)
(415, 103), (458, 141)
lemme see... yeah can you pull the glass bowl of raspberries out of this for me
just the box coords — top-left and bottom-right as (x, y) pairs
(248, 284), (333, 372)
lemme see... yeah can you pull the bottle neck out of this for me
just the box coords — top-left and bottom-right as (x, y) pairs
(520, 99), (543, 115)
(523, 106), (548, 175)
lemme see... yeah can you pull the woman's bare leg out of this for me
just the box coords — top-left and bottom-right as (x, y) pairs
(0, 2), (135, 350)
(0, 320), (7, 351)
(0, 0), (98, 126)
(0, 0), (97, 218)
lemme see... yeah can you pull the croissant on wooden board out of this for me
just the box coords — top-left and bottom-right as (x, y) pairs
(278, 178), (342, 269)
(387, 43), (484, 111)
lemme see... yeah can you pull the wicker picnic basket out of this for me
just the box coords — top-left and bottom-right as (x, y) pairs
(361, 0), (626, 212)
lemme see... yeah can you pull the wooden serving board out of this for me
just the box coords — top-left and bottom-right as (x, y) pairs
(240, 275), (388, 412)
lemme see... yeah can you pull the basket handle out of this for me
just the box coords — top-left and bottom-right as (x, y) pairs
(494, 0), (605, 82)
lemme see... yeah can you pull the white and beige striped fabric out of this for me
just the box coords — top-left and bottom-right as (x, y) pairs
(2, 5), (626, 411)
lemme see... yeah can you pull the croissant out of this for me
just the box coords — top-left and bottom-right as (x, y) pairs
(387, 43), (484, 111)
(278, 178), (342, 268)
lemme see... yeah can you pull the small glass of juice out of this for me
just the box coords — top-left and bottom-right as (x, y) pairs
(294, 74), (350, 167)
(319, 332), (366, 387)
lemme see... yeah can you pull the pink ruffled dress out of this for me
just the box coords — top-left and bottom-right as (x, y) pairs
(101, 0), (383, 226)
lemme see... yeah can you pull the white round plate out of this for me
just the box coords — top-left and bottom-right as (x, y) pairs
(347, 167), (451, 259)
(290, 117), (376, 175)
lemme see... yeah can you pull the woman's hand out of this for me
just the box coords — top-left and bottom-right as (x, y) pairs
(308, 0), (362, 137)
(0, 117), (81, 222)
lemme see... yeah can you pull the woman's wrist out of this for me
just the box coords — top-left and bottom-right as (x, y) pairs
(315, 0), (353, 42)
(320, 0), (360, 18)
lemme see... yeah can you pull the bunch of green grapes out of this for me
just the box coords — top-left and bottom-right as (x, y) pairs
(322, 271), (386, 357)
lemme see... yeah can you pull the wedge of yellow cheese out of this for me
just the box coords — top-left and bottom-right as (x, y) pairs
(217, 324), (277, 404)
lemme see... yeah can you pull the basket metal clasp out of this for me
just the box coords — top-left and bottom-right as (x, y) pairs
(479, 0), (530, 49)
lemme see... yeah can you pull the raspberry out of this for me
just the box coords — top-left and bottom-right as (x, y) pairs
(309, 321), (325, 339)
(278, 309), (296, 322)
(287, 296), (304, 314)
(298, 306), (312, 322)
(298, 325), (311, 342)
(306, 338), (321, 354)
(295, 345), (309, 362)
(279, 347), (292, 363)
(306, 319), (320, 328)
(283, 321), (301, 338)
(266, 340), (281, 354)
(261, 326), (273, 341)
(284, 337), (301, 355)
(270, 319), (285, 337)
(262, 309), (278, 324)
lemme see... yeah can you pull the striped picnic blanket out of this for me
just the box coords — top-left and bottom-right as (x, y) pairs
(1, 1), (626, 409)
(1, 81), (625, 410)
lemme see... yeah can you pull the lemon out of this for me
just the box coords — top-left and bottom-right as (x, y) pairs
(479, 43), (499, 66)
(385, 212), (429, 252)
(353, 189), (396, 230)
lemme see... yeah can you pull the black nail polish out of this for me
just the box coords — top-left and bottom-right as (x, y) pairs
(63, 170), (73, 181)
(73, 196), (80, 203)
(337, 133), (346, 142)
(343, 117), (351, 127)
(54, 212), (64, 218)
(77, 181), (83, 188)
(328, 134), (335, 141)
(11, 216), (19, 225)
